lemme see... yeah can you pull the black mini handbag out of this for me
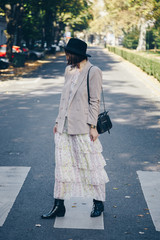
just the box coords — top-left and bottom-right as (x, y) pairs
(87, 66), (112, 134)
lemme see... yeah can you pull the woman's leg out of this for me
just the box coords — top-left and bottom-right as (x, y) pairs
(90, 199), (104, 217)
(41, 199), (66, 219)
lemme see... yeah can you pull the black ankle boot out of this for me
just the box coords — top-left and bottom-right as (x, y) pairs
(90, 199), (104, 217)
(41, 199), (66, 219)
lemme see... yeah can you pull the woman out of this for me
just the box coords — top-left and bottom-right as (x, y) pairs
(41, 38), (109, 219)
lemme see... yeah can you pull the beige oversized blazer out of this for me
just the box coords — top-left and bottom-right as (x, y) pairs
(56, 60), (102, 134)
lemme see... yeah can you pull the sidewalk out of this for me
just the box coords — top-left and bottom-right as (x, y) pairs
(0, 52), (64, 82)
(103, 48), (160, 102)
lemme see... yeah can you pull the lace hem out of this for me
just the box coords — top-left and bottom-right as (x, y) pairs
(54, 182), (106, 201)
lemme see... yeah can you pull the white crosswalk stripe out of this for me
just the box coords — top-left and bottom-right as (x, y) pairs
(0, 166), (31, 227)
(54, 198), (104, 230)
(137, 171), (160, 232)
(0, 167), (159, 231)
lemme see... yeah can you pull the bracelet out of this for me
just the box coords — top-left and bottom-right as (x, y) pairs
(90, 124), (96, 129)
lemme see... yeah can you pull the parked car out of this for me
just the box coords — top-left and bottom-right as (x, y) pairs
(50, 41), (65, 52)
(58, 40), (66, 49)
(28, 49), (45, 60)
(0, 45), (27, 68)
(51, 44), (60, 52)
(0, 44), (21, 58)
(0, 57), (9, 69)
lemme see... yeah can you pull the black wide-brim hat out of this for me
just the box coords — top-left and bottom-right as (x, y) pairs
(64, 38), (91, 57)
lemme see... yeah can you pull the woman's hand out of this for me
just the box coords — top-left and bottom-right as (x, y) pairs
(90, 128), (99, 142)
(53, 124), (58, 134)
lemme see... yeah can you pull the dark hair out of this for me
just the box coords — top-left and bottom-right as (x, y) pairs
(65, 50), (88, 68)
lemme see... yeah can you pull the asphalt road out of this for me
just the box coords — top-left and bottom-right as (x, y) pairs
(0, 47), (160, 240)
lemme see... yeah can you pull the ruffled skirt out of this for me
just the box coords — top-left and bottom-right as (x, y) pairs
(54, 132), (109, 201)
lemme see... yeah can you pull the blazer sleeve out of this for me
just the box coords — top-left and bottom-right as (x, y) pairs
(55, 66), (69, 123)
(87, 66), (102, 126)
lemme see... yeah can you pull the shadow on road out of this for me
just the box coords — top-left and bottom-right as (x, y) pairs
(0, 46), (160, 240)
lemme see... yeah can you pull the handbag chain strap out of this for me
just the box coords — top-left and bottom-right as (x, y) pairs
(87, 66), (106, 112)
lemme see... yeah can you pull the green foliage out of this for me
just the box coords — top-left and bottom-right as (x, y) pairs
(0, 7), (5, 15)
(152, 27), (160, 49)
(102, 0), (160, 50)
(122, 26), (160, 50)
(122, 28), (139, 49)
(56, 0), (92, 32)
(22, 2), (45, 47)
(0, 0), (92, 50)
(153, 0), (160, 26)
(107, 45), (160, 82)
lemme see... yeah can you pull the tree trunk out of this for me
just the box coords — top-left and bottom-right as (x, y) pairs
(41, 28), (45, 48)
(137, 17), (148, 51)
(44, 9), (53, 48)
(5, 4), (14, 62)
(56, 21), (65, 45)
(5, 4), (17, 62)
(16, 5), (23, 47)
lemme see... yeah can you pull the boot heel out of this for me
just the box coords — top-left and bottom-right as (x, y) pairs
(41, 199), (65, 219)
(57, 211), (65, 217)
(90, 199), (104, 217)
(57, 206), (66, 217)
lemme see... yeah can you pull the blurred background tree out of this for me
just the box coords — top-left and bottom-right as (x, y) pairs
(0, 0), (160, 63)
(103, 0), (156, 50)
(0, 0), (92, 61)
(89, 0), (160, 51)
(0, 0), (24, 61)
(122, 28), (140, 49)
(21, 0), (92, 49)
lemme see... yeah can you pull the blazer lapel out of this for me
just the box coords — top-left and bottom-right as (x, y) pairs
(68, 61), (92, 107)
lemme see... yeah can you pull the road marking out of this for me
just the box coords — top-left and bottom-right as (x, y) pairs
(54, 198), (104, 230)
(0, 166), (31, 227)
(137, 171), (160, 231)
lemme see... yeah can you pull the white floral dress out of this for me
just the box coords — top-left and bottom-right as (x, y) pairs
(54, 66), (109, 201)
